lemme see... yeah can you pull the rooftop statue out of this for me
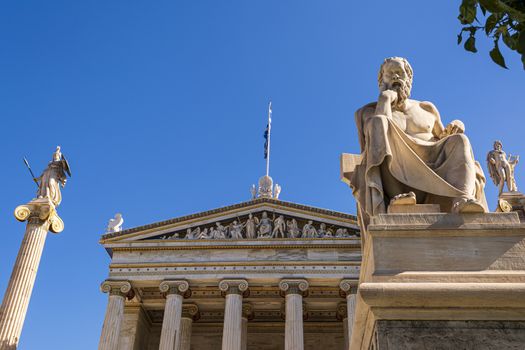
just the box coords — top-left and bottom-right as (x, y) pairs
(106, 213), (124, 233)
(487, 140), (519, 195)
(350, 57), (487, 226)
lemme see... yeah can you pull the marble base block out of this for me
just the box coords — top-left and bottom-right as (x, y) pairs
(351, 212), (525, 350)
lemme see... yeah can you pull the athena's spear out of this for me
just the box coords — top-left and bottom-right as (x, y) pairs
(23, 157), (39, 188)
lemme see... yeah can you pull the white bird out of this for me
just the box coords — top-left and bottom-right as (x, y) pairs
(106, 213), (124, 233)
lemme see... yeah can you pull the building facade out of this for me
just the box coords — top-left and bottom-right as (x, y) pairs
(98, 197), (361, 350)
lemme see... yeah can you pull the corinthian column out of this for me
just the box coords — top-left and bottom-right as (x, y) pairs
(219, 279), (249, 350)
(339, 279), (357, 347)
(0, 198), (64, 350)
(158, 280), (190, 350)
(177, 304), (199, 350)
(279, 279), (309, 350)
(98, 281), (134, 350)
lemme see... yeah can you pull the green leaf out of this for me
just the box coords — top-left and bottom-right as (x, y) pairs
(478, 0), (503, 13)
(485, 14), (498, 35)
(459, 0), (477, 24)
(480, 4), (487, 16)
(521, 53), (525, 70)
(457, 33), (463, 45)
(489, 42), (508, 68)
(518, 31), (525, 54)
(464, 36), (478, 52)
(502, 32), (517, 50)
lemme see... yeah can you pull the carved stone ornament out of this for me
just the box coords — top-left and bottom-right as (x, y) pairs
(14, 197), (64, 233)
(336, 302), (348, 321)
(181, 303), (200, 321)
(339, 279), (358, 298)
(279, 279), (309, 297)
(219, 279), (249, 297)
(242, 303), (255, 321)
(100, 280), (135, 300)
(159, 280), (191, 298)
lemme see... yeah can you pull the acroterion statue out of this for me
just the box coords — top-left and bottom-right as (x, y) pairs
(345, 57), (487, 227)
(487, 140), (519, 195)
(0, 147), (71, 350)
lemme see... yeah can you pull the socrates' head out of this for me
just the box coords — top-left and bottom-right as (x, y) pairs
(378, 57), (413, 108)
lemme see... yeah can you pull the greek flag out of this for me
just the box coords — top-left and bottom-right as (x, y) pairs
(264, 102), (272, 159)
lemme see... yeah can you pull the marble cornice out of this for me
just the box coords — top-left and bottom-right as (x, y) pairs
(107, 240), (361, 252)
(100, 198), (358, 242)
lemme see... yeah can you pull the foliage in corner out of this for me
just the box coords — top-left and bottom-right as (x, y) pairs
(457, 0), (525, 69)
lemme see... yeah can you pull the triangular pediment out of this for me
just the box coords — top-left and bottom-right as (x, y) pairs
(100, 198), (359, 244)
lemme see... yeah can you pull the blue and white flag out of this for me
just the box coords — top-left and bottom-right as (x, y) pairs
(264, 102), (272, 159)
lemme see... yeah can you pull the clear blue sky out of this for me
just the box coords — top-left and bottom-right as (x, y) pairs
(0, 1), (523, 349)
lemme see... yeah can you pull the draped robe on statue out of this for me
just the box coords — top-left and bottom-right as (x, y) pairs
(350, 102), (488, 226)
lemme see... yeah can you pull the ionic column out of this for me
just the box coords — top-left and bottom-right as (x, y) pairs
(279, 279), (309, 350)
(339, 279), (357, 347)
(336, 302), (349, 350)
(219, 279), (249, 350)
(0, 199), (63, 350)
(176, 304), (199, 350)
(98, 281), (134, 350)
(241, 304), (254, 350)
(159, 280), (190, 350)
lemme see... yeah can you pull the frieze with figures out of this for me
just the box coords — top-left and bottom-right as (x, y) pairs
(142, 211), (358, 240)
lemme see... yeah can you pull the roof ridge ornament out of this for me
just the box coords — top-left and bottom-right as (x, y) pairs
(251, 101), (281, 200)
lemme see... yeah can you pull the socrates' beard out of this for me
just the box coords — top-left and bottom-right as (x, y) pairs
(384, 80), (411, 110)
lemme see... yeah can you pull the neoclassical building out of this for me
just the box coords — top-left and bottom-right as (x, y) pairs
(98, 192), (361, 350)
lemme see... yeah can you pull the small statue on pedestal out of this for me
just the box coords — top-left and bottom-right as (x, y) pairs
(487, 140), (519, 195)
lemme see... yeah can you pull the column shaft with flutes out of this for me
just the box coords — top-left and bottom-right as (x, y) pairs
(177, 304), (199, 350)
(340, 279), (358, 347)
(0, 199), (64, 350)
(159, 280), (190, 350)
(279, 279), (309, 350)
(219, 279), (249, 350)
(98, 281), (133, 350)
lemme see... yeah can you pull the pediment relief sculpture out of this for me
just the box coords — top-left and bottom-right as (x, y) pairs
(142, 210), (357, 241)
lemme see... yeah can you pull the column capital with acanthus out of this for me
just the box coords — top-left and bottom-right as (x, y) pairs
(100, 280), (135, 299)
(279, 279), (309, 297)
(219, 279), (249, 296)
(159, 280), (191, 298)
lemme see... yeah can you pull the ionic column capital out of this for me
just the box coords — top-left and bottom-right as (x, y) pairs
(219, 279), (249, 296)
(279, 279), (309, 296)
(14, 198), (64, 233)
(242, 303), (254, 321)
(336, 301), (347, 321)
(100, 280), (134, 299)
(339, 279), (358, 297)
(182, 303), (200, 321)
(159, 280), (191, 298)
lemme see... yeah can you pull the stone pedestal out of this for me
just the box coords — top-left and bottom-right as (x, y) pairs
(158, 280), (190, 350)
(0, 198), (63, 350)
(279, 279), (309, 350)
(99, 281), (134, 350)
(350, 212), (525, 350)
(219, 280), (249, 350)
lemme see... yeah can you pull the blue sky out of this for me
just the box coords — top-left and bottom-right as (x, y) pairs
(0, 1), (523, 349)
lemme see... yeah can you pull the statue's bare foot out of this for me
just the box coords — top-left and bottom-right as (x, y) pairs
(390, 191), (417, 206)
(452, 198), (486, 214)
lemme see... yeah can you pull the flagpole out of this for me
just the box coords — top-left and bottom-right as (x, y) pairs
(266, 101), (272, 177)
